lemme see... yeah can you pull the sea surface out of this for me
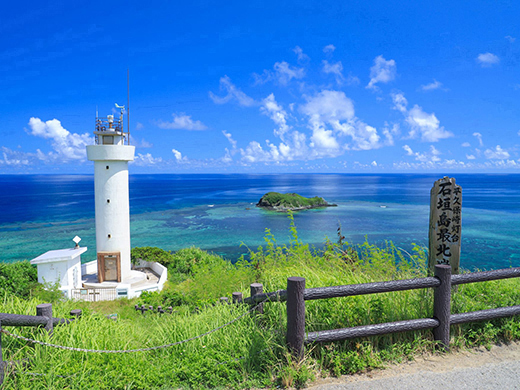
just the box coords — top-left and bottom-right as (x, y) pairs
(0, 174), (519, 271)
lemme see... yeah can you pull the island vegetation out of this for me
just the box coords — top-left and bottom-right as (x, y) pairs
(2, 214), (520, 389)
(257, 192), (337, 212)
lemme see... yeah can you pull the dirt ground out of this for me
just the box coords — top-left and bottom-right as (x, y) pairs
(308, 341), (520, 389)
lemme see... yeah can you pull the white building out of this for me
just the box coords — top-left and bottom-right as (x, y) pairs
(30, 247), (87, 298)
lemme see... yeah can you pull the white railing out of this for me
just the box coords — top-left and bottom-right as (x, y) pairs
(71, 288), (117, 302)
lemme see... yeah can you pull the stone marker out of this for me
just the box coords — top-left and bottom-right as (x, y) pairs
(428, 176), (462, 275)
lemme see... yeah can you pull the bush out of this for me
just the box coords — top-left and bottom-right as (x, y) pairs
(131, 246), (175, 268)
(132, 246), (217, 275)
(0, 261), (38, 298)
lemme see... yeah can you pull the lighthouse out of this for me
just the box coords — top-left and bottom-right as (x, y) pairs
(30, 103), (166, 300)
(86, 105), (135, 283)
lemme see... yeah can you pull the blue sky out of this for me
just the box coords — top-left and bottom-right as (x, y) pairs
(1, 0), (519, 174)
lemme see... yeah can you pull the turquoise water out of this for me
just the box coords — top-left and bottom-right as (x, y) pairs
(0, 174), (519, 270)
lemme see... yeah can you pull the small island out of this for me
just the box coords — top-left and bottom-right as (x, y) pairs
(256, 192), (337, 212)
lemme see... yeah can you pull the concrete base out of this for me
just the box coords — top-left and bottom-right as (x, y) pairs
(82, 269), (148, 289)
(77, 259), (167, 300)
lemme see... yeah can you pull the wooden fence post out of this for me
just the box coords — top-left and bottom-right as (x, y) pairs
(286, 277), (305, 361)
(250, 283), (263, 314)
(70, 309), (82, 318)
(232, 292), (243, 304)
(433, 264), (451, 350)
(36, 303), (53, 335)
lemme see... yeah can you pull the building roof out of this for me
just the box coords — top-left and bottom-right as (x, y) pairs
(30, 247), (87, 265)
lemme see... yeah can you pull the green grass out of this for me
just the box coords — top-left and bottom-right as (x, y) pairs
(2, 214), (520, 389)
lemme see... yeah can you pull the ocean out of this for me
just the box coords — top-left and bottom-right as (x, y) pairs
(1, 173), (519, 271)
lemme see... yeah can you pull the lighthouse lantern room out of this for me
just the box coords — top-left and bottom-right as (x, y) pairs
(87, 105), (135, 283)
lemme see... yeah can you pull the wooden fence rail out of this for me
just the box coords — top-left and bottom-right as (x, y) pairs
(235, 264), (520, 360)
(0, 304), (81, 384)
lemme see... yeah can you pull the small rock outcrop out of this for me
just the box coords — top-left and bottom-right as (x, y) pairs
(256, 192), (337, 212)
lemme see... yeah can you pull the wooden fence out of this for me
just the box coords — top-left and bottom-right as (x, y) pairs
(0, 304), (81, 384)
(232, 264), (520, 359)
(3, 264), (520, 383)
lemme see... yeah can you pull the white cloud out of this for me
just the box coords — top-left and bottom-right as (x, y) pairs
(132, 153), (163, 166)
(240, 141), (270, 163)
(403, 144), (414, 156)
(330, 120), (381, 151)
(273, 61), (305, 85)
(382, 123), (400, 146)
(420, 79), (443, 91)
(367, 55), (396, 90)
(156, 113), (207, 130)
(221, 130), (240, 163)
(171, 148), (188, 162)
(322, 60), (345, 84)
(293, 46), (309, 62)
(260, 94), (291, 139)
(323, 44), (336, 54)
(420, 145), (441, 162)
(0, 146), (32, 166)
(466, 154), (476, 160)
(301, 90), (355, 123)
(252, 69), (272, 85)
(28, 117), (93, 161)
(301, 90), (381, 151)
(484, 145), (509, 159)
(393, 157), (520, 171)
(221, 149), (233, 163)
(476, 53), (500, 67)
(135, 122), (144, 130)
(209, 76), (256, 107)
(371, 161), (377, 167)
(472, 132), (483, 146)
(403, 144), (441, 162)
(310, 127), (341, 154)
(345, 74), (361, 86)
(253, 61), (306, 86)
(232, 89), (383, 164)
(505, 35), (516, 43)
(392, 93), (451, 142)
(406, 105), (452, 142)
(461, 142), (471, 147)
(222, 130), (237, 149)
(240, 130), (309, 164)
(391, 92), (408, 113)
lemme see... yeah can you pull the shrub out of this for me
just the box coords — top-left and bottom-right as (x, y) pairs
(0, 261), (38, 298)
(131, 246), (175, 268)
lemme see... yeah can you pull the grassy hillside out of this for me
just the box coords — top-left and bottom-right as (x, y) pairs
(2, 214), (520, 389)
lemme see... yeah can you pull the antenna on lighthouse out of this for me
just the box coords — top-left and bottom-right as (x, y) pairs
(127, 69), (130, 145)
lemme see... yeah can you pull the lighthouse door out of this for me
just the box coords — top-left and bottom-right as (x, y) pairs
(97, 252), (121, 283)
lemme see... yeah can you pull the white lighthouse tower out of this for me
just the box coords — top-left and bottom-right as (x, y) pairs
(87, 105), (135, 283)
